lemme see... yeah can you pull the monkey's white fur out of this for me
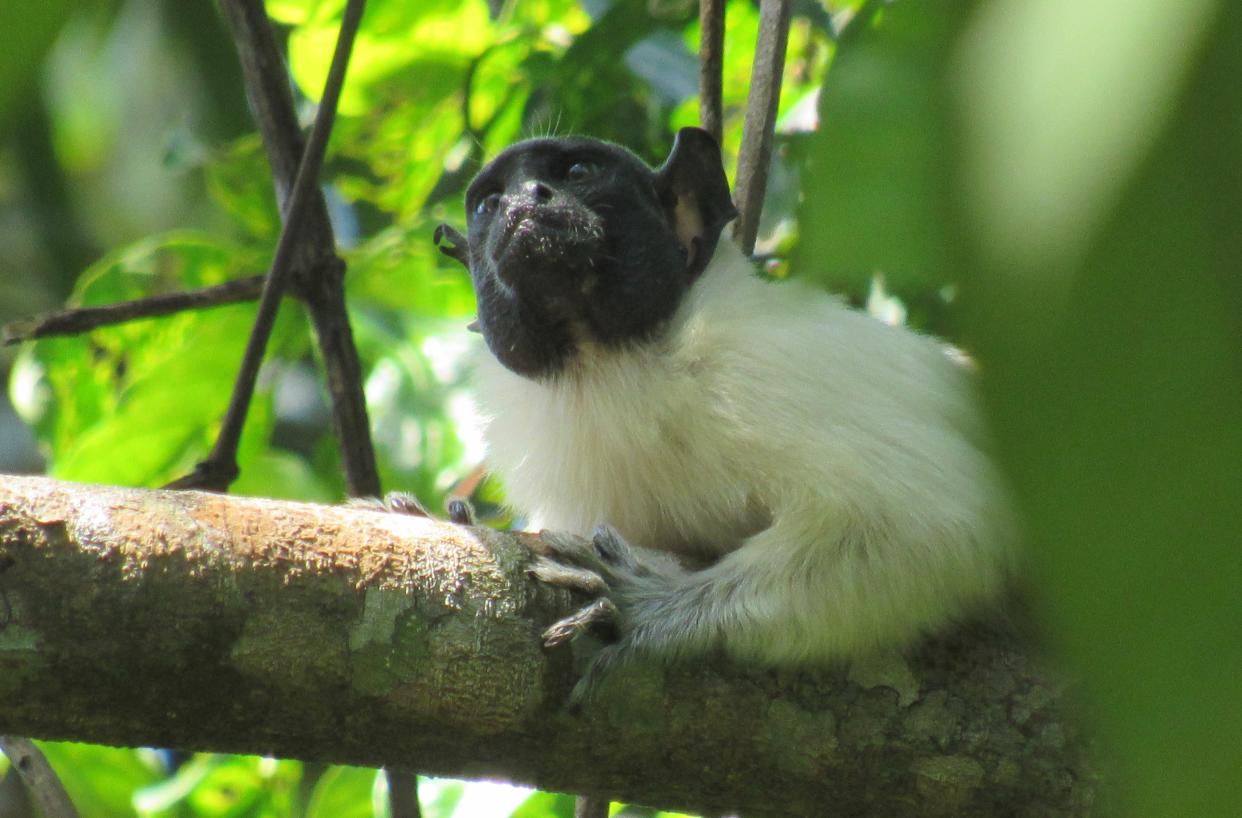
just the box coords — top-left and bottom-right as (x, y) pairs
(472, 239), (1018, 665)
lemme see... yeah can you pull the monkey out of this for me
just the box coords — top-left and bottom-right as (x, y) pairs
(436, 127), (1019, 703)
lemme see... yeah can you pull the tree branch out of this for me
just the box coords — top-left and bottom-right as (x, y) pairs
(169, 0), (369, 493)
(0, 736), (81, 818)
(697, 0), (725, 145)
(215, 0), (337, 263)
(0, 475), (1103, 816)
(2, 276), (266, 346)
(733, 0), (793, 255)
(212, 0), (380, 498)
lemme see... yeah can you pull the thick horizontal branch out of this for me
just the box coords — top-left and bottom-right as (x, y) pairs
(0, 476), (1101, 816)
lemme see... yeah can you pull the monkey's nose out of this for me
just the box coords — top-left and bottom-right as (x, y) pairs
(522, 180), (553, 202)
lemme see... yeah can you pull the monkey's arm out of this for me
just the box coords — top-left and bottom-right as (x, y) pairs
(535, 481), (1011, 705)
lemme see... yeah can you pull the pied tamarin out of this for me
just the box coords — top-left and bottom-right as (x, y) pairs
(436, 127), (1018, 701)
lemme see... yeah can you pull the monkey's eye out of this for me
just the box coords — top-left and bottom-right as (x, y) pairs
(474, 193), (501, 217)
(566, 162), (594, 181)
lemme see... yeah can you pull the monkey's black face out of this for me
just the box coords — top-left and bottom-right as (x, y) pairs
(460, 129), (736, 379)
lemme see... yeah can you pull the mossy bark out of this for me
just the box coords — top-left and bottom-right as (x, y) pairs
(0, 475), (1103, 816)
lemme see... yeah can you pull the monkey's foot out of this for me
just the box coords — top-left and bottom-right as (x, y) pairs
(348, 492), (476, 525)
(530, 525), (670, 705)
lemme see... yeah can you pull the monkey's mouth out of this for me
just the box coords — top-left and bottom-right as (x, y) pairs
(492, 207), (602, 263)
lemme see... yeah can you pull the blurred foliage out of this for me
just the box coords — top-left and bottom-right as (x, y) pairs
(957, 2), (1242, 816)
(1, 0), (1239, 816)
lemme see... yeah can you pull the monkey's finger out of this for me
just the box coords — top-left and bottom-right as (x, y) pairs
(346, 492), (430, 517)
(542, 598), (619, 648)
(537, 530), (599, 563)
(590, 525), (641, 572)
(384, 492), (431, 517)
(528, 556), (609, 595)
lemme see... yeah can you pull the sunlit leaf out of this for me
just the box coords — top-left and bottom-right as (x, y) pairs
(417, 778), (464, 818)
(233, 427), (336, 502)
(204, 134), (283, 242)
(15, 232), (303, 487)
(351, 308), (479, 507)
(959, 0), (1215, 281)
(305, 766), (381, 818)
(286, 0), (491, 115)
(37, 743), (161, 818)
(133, 754), (212, 814)
(507, 790), (576, 818)
(345, 224), (476, 317)
(185, 758), (267, 816)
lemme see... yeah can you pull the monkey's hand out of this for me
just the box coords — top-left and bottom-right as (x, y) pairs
(531, 525), (687, 707)
(348, 491), (476, 526)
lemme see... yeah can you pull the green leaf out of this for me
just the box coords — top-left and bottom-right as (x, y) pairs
(133, 754), (213, 814)
(286, 0), (490, 115)
(350, 308), (480, 507)
(507, 790), (576, 818)
(232, 440), (336, 502)
(794, 2), (963, 297)
(417, 778), (463, 818)
(346, 224), (476, 316)
(37, 743), (161, 818)
(204, 134), (283, 242)
(16, 232), (301, 487)
(959, 2), (1242, 816)
(305, 766), (381, 818)
(185, 758), (265, 817)
(0, 0), (74, 130)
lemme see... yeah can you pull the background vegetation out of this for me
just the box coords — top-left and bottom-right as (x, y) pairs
(1, 0), (1238, 816)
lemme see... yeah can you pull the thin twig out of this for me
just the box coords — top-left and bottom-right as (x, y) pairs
(215, 0), (380, 498)
(698, 0), (725, 144)
(216, 0), (336, 267)
(0, 736), (81, 818)
(168, 0), (368, 491)
(2, 276), (265, 345)
(732, 0), (793, 256)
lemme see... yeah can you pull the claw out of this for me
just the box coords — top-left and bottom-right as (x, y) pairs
(528, 556), (608, 595)
(542, 597), (618, 647)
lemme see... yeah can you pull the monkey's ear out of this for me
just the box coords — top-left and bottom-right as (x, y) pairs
(655, 127), (738, 278)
